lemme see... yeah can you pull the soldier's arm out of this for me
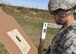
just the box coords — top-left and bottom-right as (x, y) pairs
(62, 35), (76, 54)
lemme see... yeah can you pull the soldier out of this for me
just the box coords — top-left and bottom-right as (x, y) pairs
(46, 0), (76, 54)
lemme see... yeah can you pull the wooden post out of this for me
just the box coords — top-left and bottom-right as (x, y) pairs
(38, 38), (45, 54)
(38, 22), (48, 54)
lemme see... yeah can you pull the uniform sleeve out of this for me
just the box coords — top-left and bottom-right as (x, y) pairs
(62, 35), (76, 54)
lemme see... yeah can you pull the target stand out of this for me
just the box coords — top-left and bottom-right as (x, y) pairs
(0, 7), (38, 54)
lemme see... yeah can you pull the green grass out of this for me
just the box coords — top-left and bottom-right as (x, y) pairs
(0, 43), (9, 54)
(15, 17), (43, 28)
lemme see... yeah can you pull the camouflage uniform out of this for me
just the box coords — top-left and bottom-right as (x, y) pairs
(46, 20), (76, 54)
(47, 0), (76, 54)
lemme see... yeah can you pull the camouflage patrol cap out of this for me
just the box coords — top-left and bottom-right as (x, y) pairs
(48, 0), (76, 11)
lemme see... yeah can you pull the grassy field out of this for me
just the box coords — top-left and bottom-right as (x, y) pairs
(0, 5), (58, 54)
(0, 42), (9, 54)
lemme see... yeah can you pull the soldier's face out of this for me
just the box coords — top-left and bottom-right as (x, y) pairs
(52, 10), (67, 25)
(50, 9), (73, 25)
(53, 15), (65, 25)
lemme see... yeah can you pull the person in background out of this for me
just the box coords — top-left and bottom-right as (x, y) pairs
(46, 0), (76, 54)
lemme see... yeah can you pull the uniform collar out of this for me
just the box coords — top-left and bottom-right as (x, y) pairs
(61, 20), (76, 30)
(71, 20), (76, 29)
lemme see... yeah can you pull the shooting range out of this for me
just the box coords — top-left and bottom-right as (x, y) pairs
(0, 7), (38, 54)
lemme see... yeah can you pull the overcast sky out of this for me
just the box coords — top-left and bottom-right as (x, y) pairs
(0, 0), (49, 10)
